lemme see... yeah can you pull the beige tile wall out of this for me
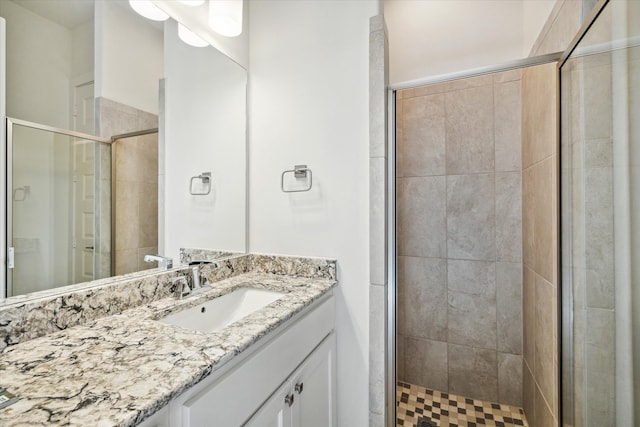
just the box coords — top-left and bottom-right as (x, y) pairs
(368, 14), (390, 427)
(96, 98), (159, 276)
(520, 0), (602, 424)
(521, 62), (559, 427)
(397, 69), (523, 407)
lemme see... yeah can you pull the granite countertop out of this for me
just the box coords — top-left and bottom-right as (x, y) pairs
(0, 272), (336, 427)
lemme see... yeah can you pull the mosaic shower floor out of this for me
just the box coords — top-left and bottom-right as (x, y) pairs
(397, 382), (529, 427)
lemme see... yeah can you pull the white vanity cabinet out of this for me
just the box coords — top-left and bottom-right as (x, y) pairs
(164, 292), (335, 427)
(245, 333), (335, 427)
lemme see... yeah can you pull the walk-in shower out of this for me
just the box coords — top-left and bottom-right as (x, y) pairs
(393, 57), (558, 426)
(392, 0), (639, 425)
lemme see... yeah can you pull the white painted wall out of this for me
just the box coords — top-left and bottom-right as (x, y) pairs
(0, 0), (72, 128)
(163, 20), (247, 262)
(523, 0), (557, 56)
(248, 1), (377, 424)
(384, 0), (556, 84)
(95, 0), (163, 115)
(72, 20), (94, 81)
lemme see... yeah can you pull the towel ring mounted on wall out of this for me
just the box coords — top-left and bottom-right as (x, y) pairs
(281, 165), (312, 193)
(190, 172), (212, 195)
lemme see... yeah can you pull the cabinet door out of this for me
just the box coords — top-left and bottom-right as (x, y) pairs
(138, 406), (169, 427)
(291, 333), (336, 427)
(244, 381), (293, 427)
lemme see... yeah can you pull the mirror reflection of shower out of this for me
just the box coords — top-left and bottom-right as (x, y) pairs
(8, 120), (111, 296)
(6, 118), (159, 298)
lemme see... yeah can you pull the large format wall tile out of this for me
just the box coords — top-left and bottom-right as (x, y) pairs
(522, 62), (559, 424)
(533, 157), (557, 285)
(496, 172), (522, 262)
(448, 290), (497, 350)
(398, 72), (523, 405)
(446, 173), (495, 261)
(101, 98), (159, 278)
(403, 337), (448, 392)
(398, 94), (445, 177)
(115, 180), (139, 251)
(445, 86), (495, 174)
(535, 384), (556, 427)
(448, 259), (495, 297)
(497, 262), (523, 354)
(523, 266), (536, 371)
(397, 177), (446, 258)
(534, 274), (557, 416)
(139, 182), (159, 249)
(495, 81), (522, 172)
(448, 344), (498, 402)
(522, 63), (557, 169)
(498, 352), (523, 407)
(523, 362), (536, 427)
(398, 256), (447, 341)
(522, 166), (535, 268)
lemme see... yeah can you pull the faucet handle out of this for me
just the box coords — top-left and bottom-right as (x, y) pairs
(172, 276), (191, 299)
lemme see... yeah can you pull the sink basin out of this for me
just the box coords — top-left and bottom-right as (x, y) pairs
(159, 287), (286, 333)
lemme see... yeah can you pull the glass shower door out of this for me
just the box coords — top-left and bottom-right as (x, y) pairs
(560, 0), (640, 424)
(6, 119), (109, 297)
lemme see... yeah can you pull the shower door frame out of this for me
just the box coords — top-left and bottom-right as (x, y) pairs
(4, 117), (111, 297)
(557, 0), (623, 424)
(386, 51), (565, 426)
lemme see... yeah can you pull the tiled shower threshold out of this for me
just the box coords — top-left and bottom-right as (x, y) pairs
(397, 382), (528, 427)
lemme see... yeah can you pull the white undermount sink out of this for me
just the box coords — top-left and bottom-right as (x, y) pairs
(159, 287), (286, 333)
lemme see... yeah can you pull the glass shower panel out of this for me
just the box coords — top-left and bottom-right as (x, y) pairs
(9, 123), (108, 296)
(561, 0), (640, 425)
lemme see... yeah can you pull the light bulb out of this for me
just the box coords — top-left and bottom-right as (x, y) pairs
(178, 23), (208, 47)
(129, 0), (169, 21)
(209, 0), (243, 37)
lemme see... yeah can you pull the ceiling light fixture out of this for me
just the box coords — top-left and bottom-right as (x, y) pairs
(209, 0), (243, 38)
(178, 23), (209, 47)
(129, 0), (170, 21)
(179, 0), (206, 6)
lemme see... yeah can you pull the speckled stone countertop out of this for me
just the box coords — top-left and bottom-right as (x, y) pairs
(0, 255), (336, 427)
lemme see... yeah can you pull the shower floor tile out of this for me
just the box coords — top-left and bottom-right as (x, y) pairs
(397, 381), (528, 427)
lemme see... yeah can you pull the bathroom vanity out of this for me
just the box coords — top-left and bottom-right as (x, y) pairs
(0, 254), (337, 426)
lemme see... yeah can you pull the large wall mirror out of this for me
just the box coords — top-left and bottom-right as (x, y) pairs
(0, 0), (247, 299)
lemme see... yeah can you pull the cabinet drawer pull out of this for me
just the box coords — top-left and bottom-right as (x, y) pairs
(285, 393), (294, 407)
(295, 382), (304, 394)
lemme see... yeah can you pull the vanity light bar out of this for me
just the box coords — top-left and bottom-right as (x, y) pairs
(130, 0), (243, 44)
(129, 0), (169, 21)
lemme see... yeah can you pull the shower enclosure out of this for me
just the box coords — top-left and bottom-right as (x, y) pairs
(6, 118), (111, 296)
(560, 0), (640, 424)
(5, 118), (159, 298)
(394, 67), (528, 423)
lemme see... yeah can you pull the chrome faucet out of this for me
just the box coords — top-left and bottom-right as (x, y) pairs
(172, 276), (191, 299)
(144, 254), (173, 270)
